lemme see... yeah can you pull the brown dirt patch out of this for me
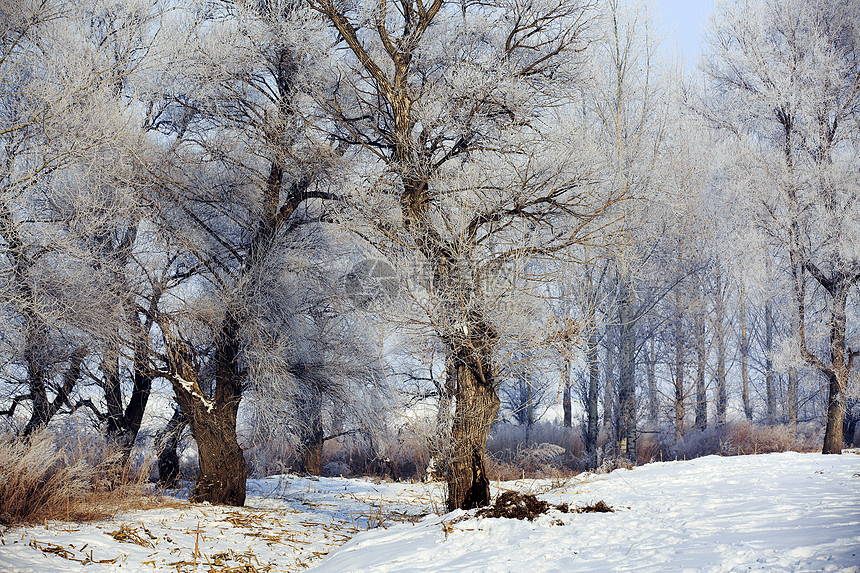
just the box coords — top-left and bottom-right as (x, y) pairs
(575, 500), (613, 513)
(476, 492), (614, 521)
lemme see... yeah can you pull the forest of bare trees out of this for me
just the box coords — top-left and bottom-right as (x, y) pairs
(1, 0), (858, 510)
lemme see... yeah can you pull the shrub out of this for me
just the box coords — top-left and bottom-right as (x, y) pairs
(636, 421), (823, 463)
(0, 429), (156, 524)
(486, 423), (584, 478)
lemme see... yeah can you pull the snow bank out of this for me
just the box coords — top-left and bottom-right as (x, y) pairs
(309, 452), (860, 572)
(0, 452), (857, 572)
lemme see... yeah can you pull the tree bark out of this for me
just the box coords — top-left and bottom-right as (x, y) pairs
(694, 308), (707, 431)
(822, 371), (845, 454)
(299, 391), (325, 475)
(820, 287), (852, 454)
(787, 367), (798, 427)
(585, 328), (600, 468)
(740, 285), (753, 421)
(102, 301), (156, 459)
(186, 408), (247, 505)
(673, 290), (685, 439)
(562, 356), (572, 428)
(165, 327), (247, 506)
(446, 353), (500, 511)
(617, 276), (637, 461)
(157, 406), (186, 489)
(603, 335), (615, 435)
(764, 302), (776, 424)
(714, 275), (727, 426)
(646, 334), (658, 423)
(22, 345), (85, 436)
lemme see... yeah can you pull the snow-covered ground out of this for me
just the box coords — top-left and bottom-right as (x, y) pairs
(1, 451), (858, 572)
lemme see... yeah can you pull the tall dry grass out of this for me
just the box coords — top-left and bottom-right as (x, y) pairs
(0, 429), (158, 524)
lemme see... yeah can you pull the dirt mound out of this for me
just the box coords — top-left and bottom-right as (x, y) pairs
(477, 492), (549, 520)
(476, 493), (614, 521)
(575, 500), (613, 513)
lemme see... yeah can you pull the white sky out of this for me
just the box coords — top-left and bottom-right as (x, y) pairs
(653, 0), (715, 67)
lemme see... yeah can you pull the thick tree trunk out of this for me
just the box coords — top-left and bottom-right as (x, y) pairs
(844, 399), (858, 447)
(189, 411), (247, 505)
(21, 318), (51, 436)
(822, 372), (845, 454)
(166, 327), (247, 506)
(446, 357), (499, 511)
(299, 391), (325, 475)
(821, 288), (851, 454)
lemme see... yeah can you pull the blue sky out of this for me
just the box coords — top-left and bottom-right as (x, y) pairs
(653, 0), (715, 66)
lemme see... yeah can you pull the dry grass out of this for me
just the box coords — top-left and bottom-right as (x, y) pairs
(0, 429), (159, 524)
(637, 421), (823, 463)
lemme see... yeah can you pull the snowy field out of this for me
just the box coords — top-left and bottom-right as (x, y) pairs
(1, 451), (858, 572)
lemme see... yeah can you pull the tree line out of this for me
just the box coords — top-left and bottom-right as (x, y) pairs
(1, 0), (857, 509)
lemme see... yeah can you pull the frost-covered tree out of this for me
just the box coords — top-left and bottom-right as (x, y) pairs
(703, 0), (860, 453)
(141, 0), (340, 504)
(583, 0), (676, 460)
(0, 0), (154, 437)
(310, 0), (618, 509)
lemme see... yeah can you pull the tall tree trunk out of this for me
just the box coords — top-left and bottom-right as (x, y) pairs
(764, 301), (776, 424)
(299, 390), (325, 475)
(694, 309), (707, 431)
(585, 328), (600, 468)
(165, 320), (247, 506)
(562, 355), (572, 428)
(603, 335), (614, 436)
(714, 275), (727, 426)
(525, 377), (534, 443)
(102, 304), (156, 459)
(821, 287), (852, 454)
(617, 276), (637, 461)
(103, 348), (123, 438)
(22, 319), (52, 436)
(787, 367), (798, 427)
(186, 406), (247, 505)
(740, 285), (752, 421)
(822, 371), (845, 454)
(646, 334), (658, 424)
(446, 352), (500, 511)
(157, 406), (186, 489)
(673, 292), (685, 439)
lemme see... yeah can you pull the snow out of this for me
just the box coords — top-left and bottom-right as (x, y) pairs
(174, 376), (215, 414)
(1, 452), (858, 572)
